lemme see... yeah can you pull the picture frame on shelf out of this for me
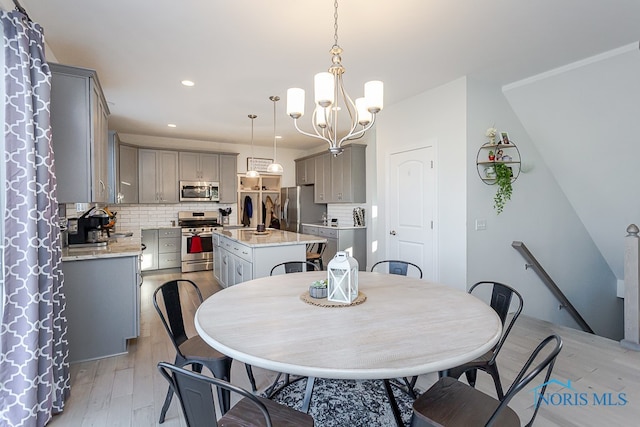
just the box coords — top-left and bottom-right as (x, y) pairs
(247, 157), (273, 173)
(500, 131), (511, 145)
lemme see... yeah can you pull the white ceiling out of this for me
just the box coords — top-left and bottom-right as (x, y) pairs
(15, 0), (640, 149)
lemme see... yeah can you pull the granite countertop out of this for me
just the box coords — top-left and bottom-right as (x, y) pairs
(301, 223), (367, 230)
(62, 241), (142, 261)
(215, 228), (326, 247)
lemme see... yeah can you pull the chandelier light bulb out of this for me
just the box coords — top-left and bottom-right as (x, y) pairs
(314, 72), (334, 107)
(287, 88), (305, 118)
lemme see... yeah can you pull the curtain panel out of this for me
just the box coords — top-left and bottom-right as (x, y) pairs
(1, 10), (69, 426)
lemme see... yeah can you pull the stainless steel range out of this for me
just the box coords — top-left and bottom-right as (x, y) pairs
(178, 211), (222, 273)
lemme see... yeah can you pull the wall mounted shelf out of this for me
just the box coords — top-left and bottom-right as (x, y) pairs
(476, 142), (521, 185)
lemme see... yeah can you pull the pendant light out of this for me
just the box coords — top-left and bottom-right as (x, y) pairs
(267, 95), (284, 174)
(246, 114), (260, 178)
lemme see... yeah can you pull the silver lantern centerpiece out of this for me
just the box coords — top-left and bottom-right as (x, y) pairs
(327, 251), (359, 303)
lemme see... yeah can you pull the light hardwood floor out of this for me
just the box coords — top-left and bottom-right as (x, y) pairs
(47, 271), (640, 426)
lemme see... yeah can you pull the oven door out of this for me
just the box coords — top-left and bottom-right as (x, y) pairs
(181, 232), (214, 261)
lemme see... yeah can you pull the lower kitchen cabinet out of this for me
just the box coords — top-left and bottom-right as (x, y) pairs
(62, 254), (141, 363)
(302, 225), (367, 270)
(142, 228), (181, 271)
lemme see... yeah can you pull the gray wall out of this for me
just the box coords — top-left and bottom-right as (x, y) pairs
(372, 74), (622, 339)
(503, 43), (640, 281)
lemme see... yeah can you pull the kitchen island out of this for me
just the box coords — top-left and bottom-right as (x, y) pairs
(62, 242), (142, 363)
(213, 228), (326, 287)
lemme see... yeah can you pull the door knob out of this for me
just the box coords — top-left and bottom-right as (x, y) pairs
(390, 230), (397, 235)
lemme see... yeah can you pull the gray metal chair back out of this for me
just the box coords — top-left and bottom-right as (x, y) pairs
(441, 281), (524, 399)
(371, 260), (423, 278)
(411, 334), (563, 427)
(270, 261), (319, 275)
(158, 362), (315, 427)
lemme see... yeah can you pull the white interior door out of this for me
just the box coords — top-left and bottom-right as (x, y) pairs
(388, 147), (436, 280)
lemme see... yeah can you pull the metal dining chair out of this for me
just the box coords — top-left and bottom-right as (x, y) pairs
(411, 334), (563, 427)
(440, 281), (524, 400)
(153, 279), (256, 422)
(270, 261), (319, 275)
(371, 259), (423, 278)
(158, 362), (314, 427)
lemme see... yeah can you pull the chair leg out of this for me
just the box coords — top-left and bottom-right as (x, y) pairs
(158, 384), (173, 423)
(245, 364), (257, 393)
(464, 368), (478, 388)
(159, 358), (199, 423)
(487, 364), (504, 400)
(206, 358), (233, 414)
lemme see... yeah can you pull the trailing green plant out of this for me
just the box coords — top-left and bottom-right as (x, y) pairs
(493, 163), (513, 214)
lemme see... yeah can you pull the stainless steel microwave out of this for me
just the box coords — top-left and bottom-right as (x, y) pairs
(179, 181), (220, 202)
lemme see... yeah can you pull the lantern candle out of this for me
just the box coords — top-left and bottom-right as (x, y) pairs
(327, 251), (359, 303)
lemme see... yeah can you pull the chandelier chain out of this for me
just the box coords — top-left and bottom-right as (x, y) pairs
(333, 0), (339, 47)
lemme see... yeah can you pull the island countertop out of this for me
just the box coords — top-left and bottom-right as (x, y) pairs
(215, 228), (326, 248)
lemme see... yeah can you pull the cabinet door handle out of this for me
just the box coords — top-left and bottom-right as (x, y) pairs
(390, 230), (397, 236)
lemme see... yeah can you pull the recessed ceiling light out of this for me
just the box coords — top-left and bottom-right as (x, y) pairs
(168, 124), (177, 128)
(181, 80), (195, 87)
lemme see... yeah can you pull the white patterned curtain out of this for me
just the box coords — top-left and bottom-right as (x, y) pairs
(1, 9), (69, 426)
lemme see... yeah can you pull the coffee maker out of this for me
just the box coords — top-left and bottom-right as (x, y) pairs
(68, 207), (110, 246)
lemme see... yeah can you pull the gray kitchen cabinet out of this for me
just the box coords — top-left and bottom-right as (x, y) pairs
(138, 149), (179, 203)
(118, 144), (139, 204)
(179, 152), (220, 182)
(308, 144), (366, 203)
(50, 63), (110, 203)
(142, 228), (181, 271)
(62, 254), (140, 363)
(295, 157), (316, 185)
(213, 234), (222, 283)
(303, 225), (367, 270)
(141, 229), (158, 271)
(219, 154), (238, 203)
(158, 228), (181, 269)
(314, 153), (331, 203)
(331, 144), (366, 203)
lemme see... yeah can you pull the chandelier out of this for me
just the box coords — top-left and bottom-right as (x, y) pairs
(246, 114), (260, 178)
(266, 96), (284, 174)
(286, 0), (383, 156)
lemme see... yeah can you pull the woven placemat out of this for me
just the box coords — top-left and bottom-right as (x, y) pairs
(300, 291), (367, 307)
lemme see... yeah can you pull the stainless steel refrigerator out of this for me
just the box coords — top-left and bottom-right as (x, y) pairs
(280, 186), (326, 233)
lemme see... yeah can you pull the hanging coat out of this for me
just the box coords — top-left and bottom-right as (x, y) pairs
(242, 195), (253, 226)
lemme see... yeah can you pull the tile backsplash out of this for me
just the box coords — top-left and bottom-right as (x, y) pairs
(63, 202), (237, 243)
(327, 203), (366, 228)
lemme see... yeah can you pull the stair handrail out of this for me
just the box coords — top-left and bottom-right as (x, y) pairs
(512, 240), (594, 334)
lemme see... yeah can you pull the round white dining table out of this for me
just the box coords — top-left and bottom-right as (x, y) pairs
(195, 271), (501, 425)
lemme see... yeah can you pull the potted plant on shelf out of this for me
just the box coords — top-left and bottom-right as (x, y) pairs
(488, 150), (495, 161)
(493, 163), (513, 214)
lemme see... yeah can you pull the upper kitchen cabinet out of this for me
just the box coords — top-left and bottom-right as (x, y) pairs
(179, 152), (219, 182)
(118, 144), (139, 204)
(138, 149), (179, 203)
(314, 152), (331, 203)
(50, 63), (110, 203)
(295, 156), (316, 185)
(108, 131), (138, 204)
(218, 154), (238, 203)
(330, 144), (366, 202)
(309, 144), (366, 203)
